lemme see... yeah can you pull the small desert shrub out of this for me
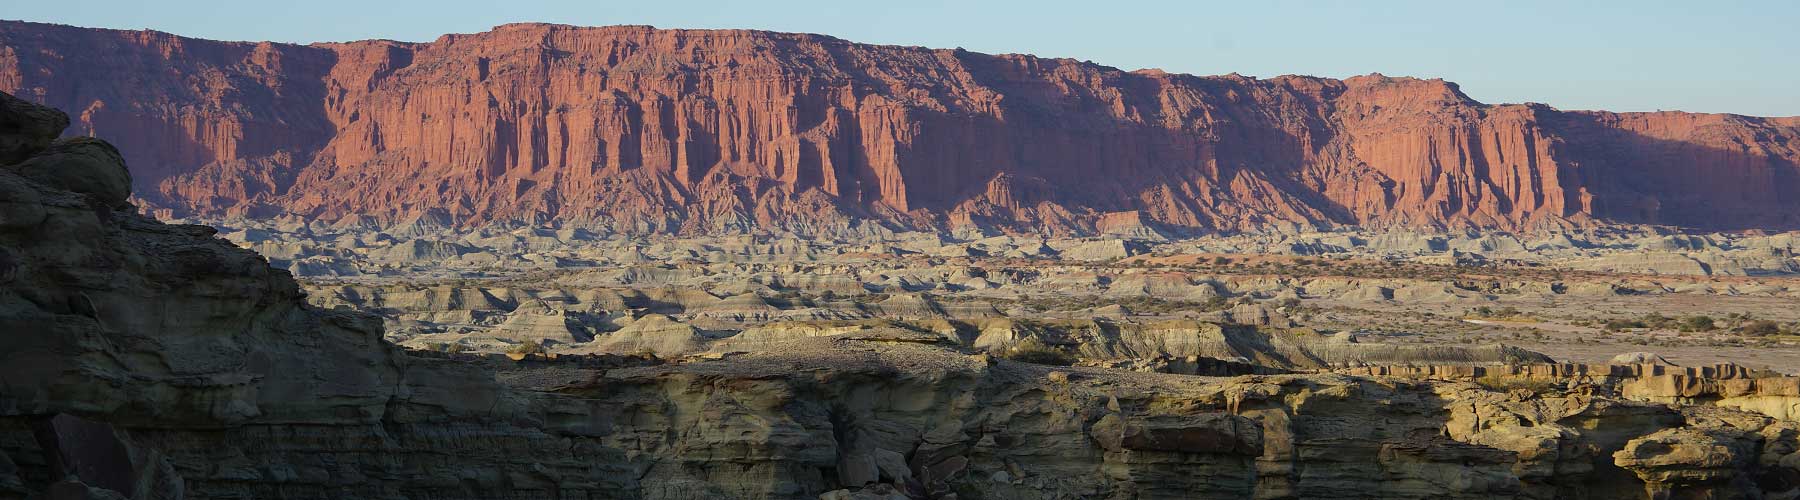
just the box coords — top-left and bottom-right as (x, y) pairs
(1740, 320), (1782, 337)
(1200, 295), (1230, 311)
(1640, 313), (1677, 330)
(508, 342), (546, 355)
(1605, 319), (1647, 331)
(1469, 306), (1522, 319)
(1003, 339), (1075, 366)
(1679, 316), (1716, 332)
(424, 342), (469, 354)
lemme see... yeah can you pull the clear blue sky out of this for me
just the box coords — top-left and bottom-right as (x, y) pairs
(11, 0), (1799, 116)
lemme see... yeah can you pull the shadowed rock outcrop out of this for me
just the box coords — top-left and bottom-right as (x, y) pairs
(4, 21), (1799, 235)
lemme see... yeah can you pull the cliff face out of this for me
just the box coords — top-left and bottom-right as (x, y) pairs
(4, 21), (1799, 235)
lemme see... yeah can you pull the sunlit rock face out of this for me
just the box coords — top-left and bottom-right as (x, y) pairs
(5, 21), (1800, 236)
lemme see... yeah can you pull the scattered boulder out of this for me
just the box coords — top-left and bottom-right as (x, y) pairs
(872, 448), (911, 484)
(1610, 352), (1676, 365)
(1614, 427), (1757, 494)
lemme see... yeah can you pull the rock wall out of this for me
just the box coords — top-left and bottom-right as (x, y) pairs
(1334, 362), (1800, 423)
(3, 92), (1799, 498)
(1623, 373), (1800, 421)
(4, 21), (1800, 235)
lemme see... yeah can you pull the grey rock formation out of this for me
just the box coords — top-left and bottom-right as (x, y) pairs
(0, 91), (67, 165)
(1611, 352), (1676, 365)
(8, 137), (131, 209)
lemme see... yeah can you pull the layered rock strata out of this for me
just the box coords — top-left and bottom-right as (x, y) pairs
(4, 21), (1800, 235)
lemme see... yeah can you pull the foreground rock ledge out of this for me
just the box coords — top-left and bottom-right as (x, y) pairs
(1, 91), (1798, 499)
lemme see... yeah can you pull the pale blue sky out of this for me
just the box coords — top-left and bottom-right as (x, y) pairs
(10, 0), (1798, 116)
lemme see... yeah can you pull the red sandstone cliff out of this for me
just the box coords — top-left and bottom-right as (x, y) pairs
(4, 21), (1797, 235)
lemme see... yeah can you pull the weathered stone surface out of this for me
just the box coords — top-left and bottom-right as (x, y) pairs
(0, 90), (67, 165)
(30, 415), (133, 494)
(1103, 413), (1262, 454)
(1614, 427), (1758, 497)
(0, 173), (46, 230)
(7, 137), (132, 208)
(1611, 352), (1675, 365)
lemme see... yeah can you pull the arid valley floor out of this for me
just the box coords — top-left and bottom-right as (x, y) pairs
(212, 216), (1800, 372)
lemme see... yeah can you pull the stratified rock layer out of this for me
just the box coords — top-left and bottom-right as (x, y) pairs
(4, 21), (1799, 235)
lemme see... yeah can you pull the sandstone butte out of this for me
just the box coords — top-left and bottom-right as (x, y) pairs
(3, 20), (1799, 236)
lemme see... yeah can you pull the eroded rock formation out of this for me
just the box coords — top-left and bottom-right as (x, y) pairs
(4, 21), (1799, 236)
(3, 91), (1800, 499)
